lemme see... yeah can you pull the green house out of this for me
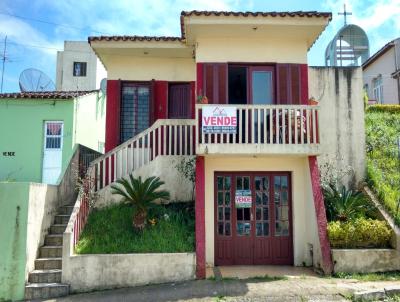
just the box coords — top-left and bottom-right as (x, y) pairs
(0, 91), (106, 184)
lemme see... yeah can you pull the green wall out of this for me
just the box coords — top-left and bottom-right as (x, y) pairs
(0, 183), (30, 301)
(0, 99), (74, 182)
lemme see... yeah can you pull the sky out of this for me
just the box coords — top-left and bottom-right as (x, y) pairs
(0, 0), (399, 93)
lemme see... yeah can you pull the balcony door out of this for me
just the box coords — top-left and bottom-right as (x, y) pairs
(120, 83), (150, 143)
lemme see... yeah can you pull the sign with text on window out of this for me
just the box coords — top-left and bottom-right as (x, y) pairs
(235, 190), (252, 208)
(202, 106), (237, 134)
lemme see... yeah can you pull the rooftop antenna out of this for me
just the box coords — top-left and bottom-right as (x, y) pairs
(1, 35), (8, 93)
(338, 3), (352, 26)
(19, 68), (55, 92)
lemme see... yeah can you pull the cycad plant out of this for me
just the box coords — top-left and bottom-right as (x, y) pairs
(111, 174), (170, 231)
(324, 185), (374, 222)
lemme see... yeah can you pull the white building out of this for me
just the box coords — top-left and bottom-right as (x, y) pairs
(56, 41), (107, 91)
(362, 38), (400, 104)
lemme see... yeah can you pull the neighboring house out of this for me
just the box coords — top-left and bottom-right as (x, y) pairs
(362, 38), (400, 104)
(88, 10), (365, 278)
(0, 91), (106, 184)
(56, 41), (107, 91)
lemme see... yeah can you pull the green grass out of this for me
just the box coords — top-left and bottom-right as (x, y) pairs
(365, 109), (400, 225)
(333, 271), (400, 281)
(75, 202), (195, 254)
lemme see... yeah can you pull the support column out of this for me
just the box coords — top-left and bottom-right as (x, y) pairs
(308, 155), (334, 274)
(195, 155), (206, 279)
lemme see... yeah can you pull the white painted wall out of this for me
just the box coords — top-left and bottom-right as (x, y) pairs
(73, 92), (106, 153)
(363, 46), (400, 104)
(56, 41), (107, 91)
(309, 67), (366, 188)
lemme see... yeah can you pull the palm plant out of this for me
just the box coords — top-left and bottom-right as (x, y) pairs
(324, 185), (374, 222)
(111, 174), (170, 231)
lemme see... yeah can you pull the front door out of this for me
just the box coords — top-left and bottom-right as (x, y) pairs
(42, 121), (64, 184)
(168, 83), (191, 119)
(215, 172), (293, 265)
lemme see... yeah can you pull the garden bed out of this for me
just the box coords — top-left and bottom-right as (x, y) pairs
(75, 202), (195, 254)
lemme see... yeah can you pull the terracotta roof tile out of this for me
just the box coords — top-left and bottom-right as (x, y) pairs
(0, 90), (98, 100)
(89, 35), (182, 43)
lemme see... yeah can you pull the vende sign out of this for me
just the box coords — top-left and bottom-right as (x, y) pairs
(235, 190), (252, 208)
(202, 106), (237, 134)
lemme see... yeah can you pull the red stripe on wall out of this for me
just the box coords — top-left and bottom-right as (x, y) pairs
(190, 81), (196, 119)
(308, 156), (333, 274)
(300, 64), (309, 105)
(196, 63), (204, 96)
(154, 81), (168, 120)
(195, 156), (206, 279)
(105, 80), (121, 152)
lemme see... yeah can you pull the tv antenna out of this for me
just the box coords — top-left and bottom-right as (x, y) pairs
(1, 35), (8, 93)
(19, 68), (55, 92)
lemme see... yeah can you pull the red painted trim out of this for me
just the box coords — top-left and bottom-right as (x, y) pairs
(154, 81), (168, 120)
(196, 63), (203, 96)
(300, 64), (309, 105)
(195, 156), (206, 279)
(190, 81), (196, 119)
(308, 156), (333, 274)
(105, 80), (121, 152)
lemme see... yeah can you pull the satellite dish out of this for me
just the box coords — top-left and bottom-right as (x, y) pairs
(100, 78), (107, 95)
(19, 68), (55, 92)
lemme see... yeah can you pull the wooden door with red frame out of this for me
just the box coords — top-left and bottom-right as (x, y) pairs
(168, 83), (191, 119)
(215, 172), (293, 266)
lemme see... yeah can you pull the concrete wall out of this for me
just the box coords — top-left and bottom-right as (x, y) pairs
(332, 249), (400, 273)
(62, 228), (195, 292)
(0, 182), (60, 301)
(0, 183), (29, 301)
(363, 46), (399, 105)
(309, 67), (366, 188)
(95, 155), (194, 208)
(0, 99), (74, 182)
(104, 56), (195, 81)
(56, 41), (107, 91)
(73, 92), (106, 153)
(196, 37), (308, 63)
(25, 183), (60, 279)
(203, 156), (321, 268)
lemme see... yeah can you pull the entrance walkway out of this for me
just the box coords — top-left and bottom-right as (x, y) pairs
(40, 276), (400, 302)
(207, 265), (317, 279)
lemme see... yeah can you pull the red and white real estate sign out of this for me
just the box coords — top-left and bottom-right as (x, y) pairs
(235, 190), (252, 208)
(202, 106), (237, 134)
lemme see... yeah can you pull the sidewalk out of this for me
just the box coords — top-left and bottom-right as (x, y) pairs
(39, 276), (400, 302)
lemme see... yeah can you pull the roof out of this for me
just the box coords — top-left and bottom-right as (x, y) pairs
(89, 10), (332, 43)
(362, 39), (398, 69)
(0, 90), (98, 100)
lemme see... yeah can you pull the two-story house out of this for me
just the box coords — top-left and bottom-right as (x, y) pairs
(87, 10), (365, 278)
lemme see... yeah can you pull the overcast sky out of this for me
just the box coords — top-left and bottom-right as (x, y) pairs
(0, 0), (399, 92)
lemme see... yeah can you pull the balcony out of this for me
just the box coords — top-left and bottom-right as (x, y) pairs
(195, 104), (320, 156)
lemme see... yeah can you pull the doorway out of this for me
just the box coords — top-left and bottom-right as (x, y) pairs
(42, 121), (64, 184)
(168, 83), (191, 119)
(214, 172), (293, 265)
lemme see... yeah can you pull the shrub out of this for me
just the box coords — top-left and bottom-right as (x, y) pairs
(327, 218), (393, 248)
(323, 185), (375, 222)
(367, 104), (400, 114)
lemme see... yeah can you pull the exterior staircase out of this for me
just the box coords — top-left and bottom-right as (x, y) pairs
(25, 204), (74, 300)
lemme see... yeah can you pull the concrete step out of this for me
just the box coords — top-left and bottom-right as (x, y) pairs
(58, 205), (74, 215)
(28, 269), (62, 283)
(35, 258), (62, 270)
(40, 246), (62, 258)
(54, 214), (71, 225)
(44, 234), (63, 246)
(25, 283), (69, 300)
(50, 224), (67, 234)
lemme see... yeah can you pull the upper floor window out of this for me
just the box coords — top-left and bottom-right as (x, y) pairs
(73, 62), (87, 77)
(373, 75), (383, 103)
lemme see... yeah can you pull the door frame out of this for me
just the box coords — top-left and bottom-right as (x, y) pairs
(214, 171), (293, 266)
(42, 120), (64, 183)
